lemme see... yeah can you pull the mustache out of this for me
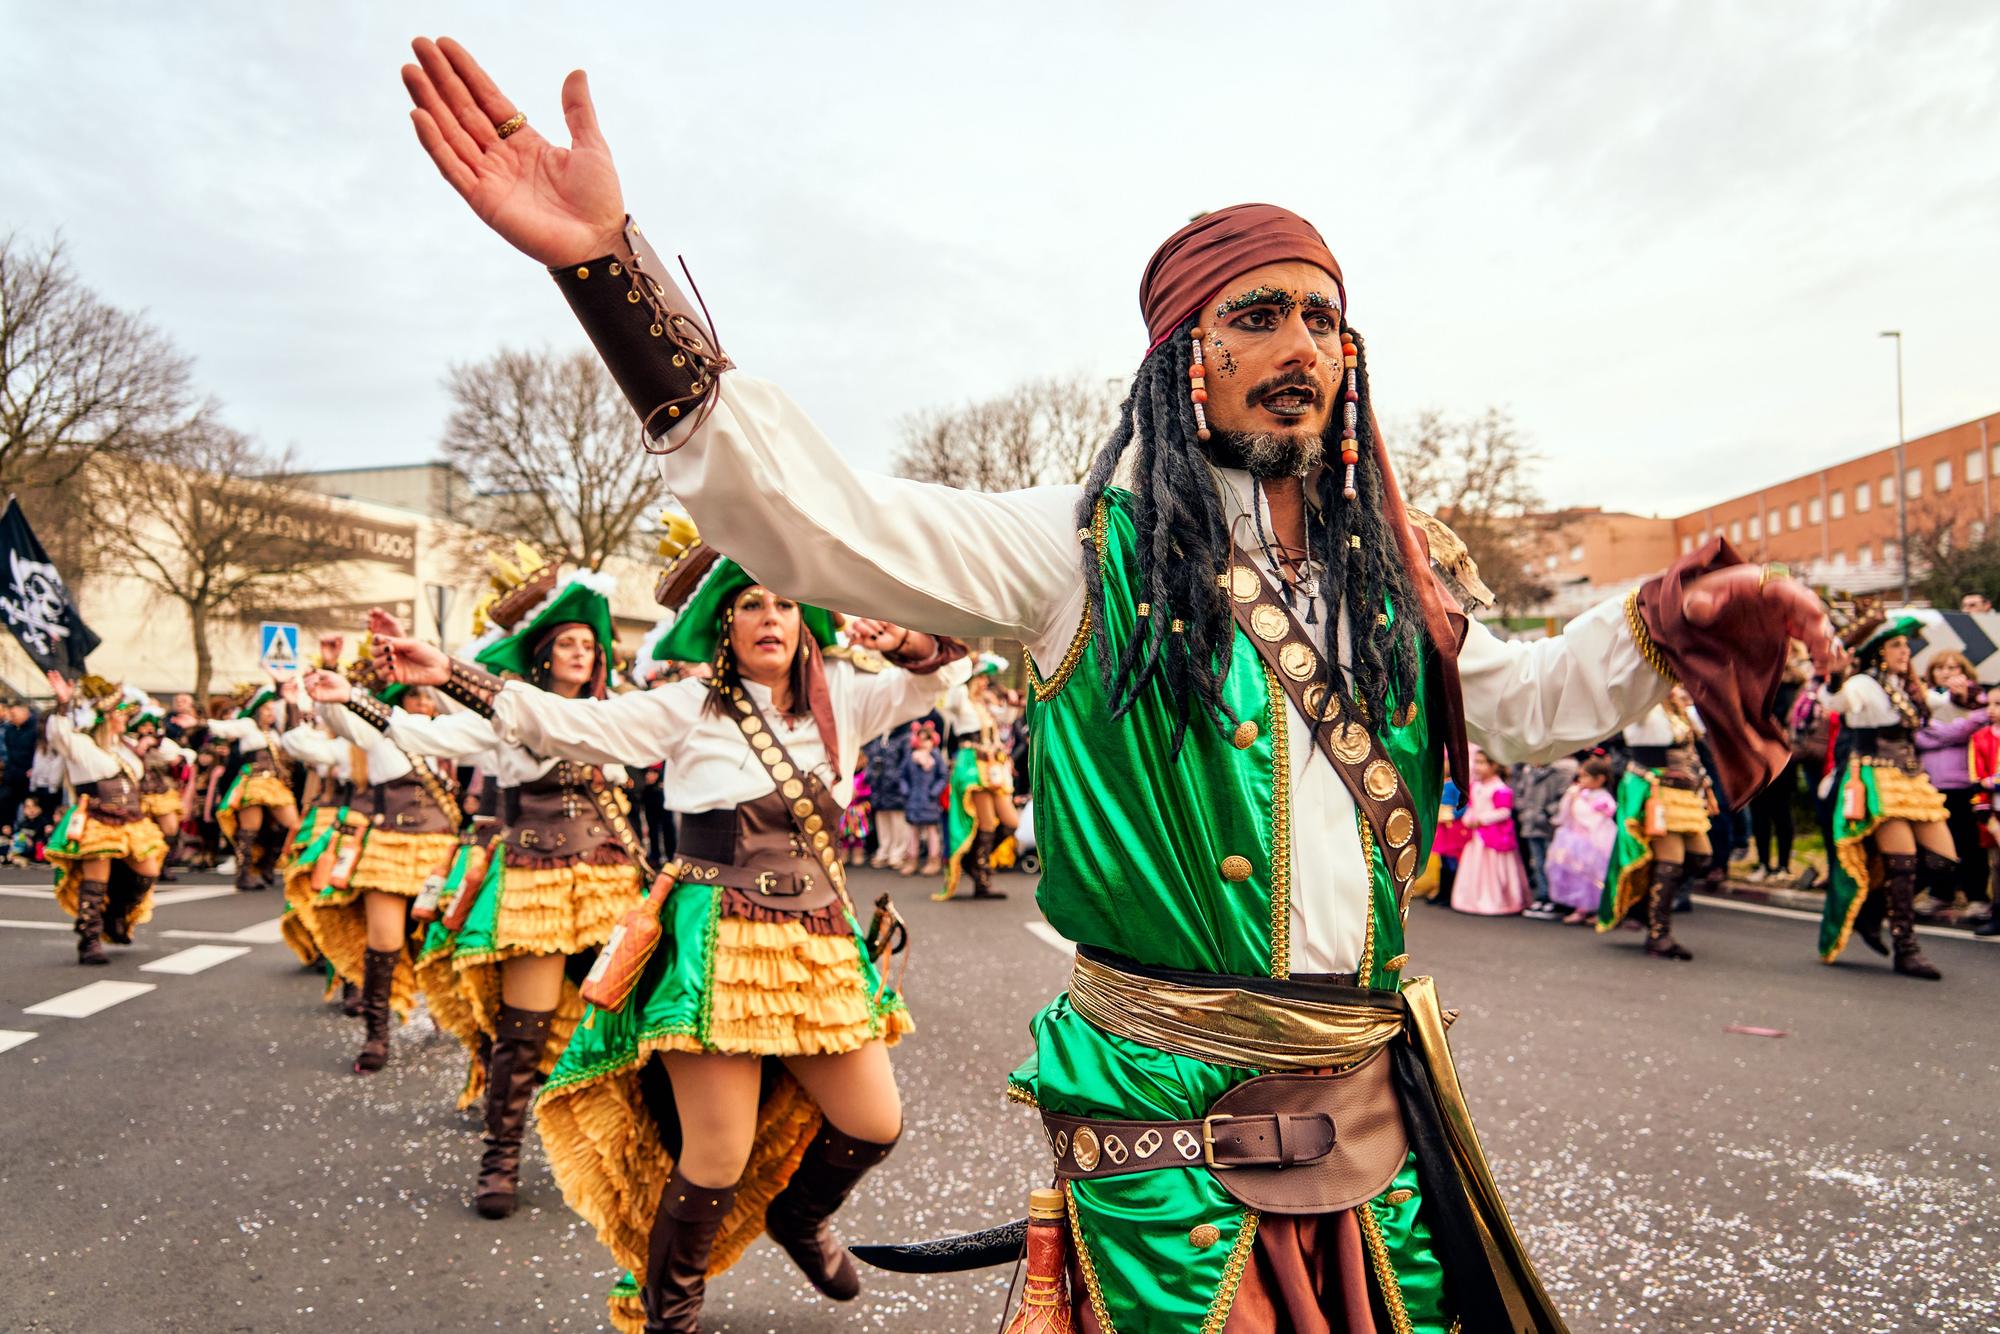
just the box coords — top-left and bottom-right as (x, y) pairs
(1242, 369), (1319, 410)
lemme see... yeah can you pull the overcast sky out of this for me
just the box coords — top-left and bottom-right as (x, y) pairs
(5, 2), (1995, 517)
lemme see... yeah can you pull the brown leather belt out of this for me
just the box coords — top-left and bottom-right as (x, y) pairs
(674, 855), (817, 898)
(1043, 1105), (1334, 1176)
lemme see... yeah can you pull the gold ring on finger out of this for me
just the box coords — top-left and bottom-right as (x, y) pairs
(495, 112), (526, 139)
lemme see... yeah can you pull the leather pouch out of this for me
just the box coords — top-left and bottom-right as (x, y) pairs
(1205, 1050), (1408, 1215)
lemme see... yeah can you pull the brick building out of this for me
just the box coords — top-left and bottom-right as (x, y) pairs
(1522, 409), (2000, 618)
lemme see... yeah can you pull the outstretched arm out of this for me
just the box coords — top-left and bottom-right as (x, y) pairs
(398, 37), (1081, 645)
(489, 680), (701, 770)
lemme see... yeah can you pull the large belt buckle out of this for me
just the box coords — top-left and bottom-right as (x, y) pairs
(755, 871), (778, 896)
(1201, 1114), (1237, 1169)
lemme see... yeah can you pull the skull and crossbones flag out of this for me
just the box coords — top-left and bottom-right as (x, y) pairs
(0, 498), (98, 675)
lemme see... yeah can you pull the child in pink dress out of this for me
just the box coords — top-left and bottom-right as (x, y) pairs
(1453, 749), (1528, 916)
(1545, 756), (1620, 923)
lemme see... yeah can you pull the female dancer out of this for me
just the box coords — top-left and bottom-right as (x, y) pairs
(208, 684), (301, 891)
(1818, 613), (1950, 979)
(279, 681), (366, 1008)
(1598, 688), (1713, 960)
(42, 673), (169, 964)
(369, 558), (647, 1221)
(298, 669), (463, 1070)
(934, 655), (1015, 900)
(375, 545), (965, 1334)
(131, 712), (192, 881)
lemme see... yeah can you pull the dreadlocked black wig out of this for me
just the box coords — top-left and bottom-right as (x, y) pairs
(1076, 319), (1429, 752)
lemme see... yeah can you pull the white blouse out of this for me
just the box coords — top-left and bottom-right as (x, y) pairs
(320, 702), (447, 787)
(281, 723), (355, 783)
(489, 658), (968, 813)
(659, 372), (1673, 972)
(206, 716), (282, 759)
(384, 707), (626, 789)
(46, 716), (142, 786)
(1818, 674), (1944, 730)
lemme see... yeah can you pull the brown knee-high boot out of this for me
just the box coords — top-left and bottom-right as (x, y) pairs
(643, 1169), (737, 1334)
(234, 829), (263, 891)
(764, 1123), (900, 1301)
(104, 872), (154, 946)
(74, 878), (110, 966)
(968, 829), (1005, 899)
(1883, 853), (1941, 980)
(353, 947), (398, 1074)
(475, 1003), (554, 1220)
(1645, 861), (1693, 960)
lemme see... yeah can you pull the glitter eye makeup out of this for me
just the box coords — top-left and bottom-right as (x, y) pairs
(1214, 286), (1296, 319)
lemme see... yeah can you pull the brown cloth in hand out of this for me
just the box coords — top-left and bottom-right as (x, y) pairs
(1636, 537), (1791, 807)
(1139, 204), (1346, 350)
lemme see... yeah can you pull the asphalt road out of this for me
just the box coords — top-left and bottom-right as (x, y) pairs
(0, 865), (1994, 1333)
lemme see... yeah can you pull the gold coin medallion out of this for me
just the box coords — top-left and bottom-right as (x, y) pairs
(1230, 565), (1260, 602)
(1250, 603), (1288, 642)
(1363, 760), (1398, 801)
(1219, 854), (1254, 883)
(1331, 721), (1370, 764)
(1073, 1128), (1101, 1172)
(1231, 719), (1260, 750)
(794, 799), (814, 818)
(759, 746), (781, 765)
(1394, 844), (1418, 880)
(1189, 1224), (1222, 1249)
(771, 761), (795, 782)
(1383, 953), (1410, 973)
(1279, 642), (1315, 681)
(783, 779), (805, 800)
(740, 717), (760, 734)
(805, 814), (824, 834)
(1385, 807), (1414, 848)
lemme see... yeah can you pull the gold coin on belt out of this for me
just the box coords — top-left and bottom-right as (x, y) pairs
(1250, 603), (1288, 642)
(1279, 642), (1315, 680)
(1384, 807), (1414, 848)
(1230, 564), (1261, 602)
(1363, 759), (1399, 801)
(1331, 721), (1370, 764)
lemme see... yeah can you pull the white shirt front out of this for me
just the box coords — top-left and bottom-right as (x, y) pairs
(659, 373), (1670, 972)
(46, 716), (141, 786)
(1819, 674), (1944, 729)
(385, 706), (625, 789)
(207, 716), (281, 758)
(489, 659), (967, 813)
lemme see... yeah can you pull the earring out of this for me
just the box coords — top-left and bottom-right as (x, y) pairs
(1340, 328), (1360, 500)
(1189, 329), (1212, 443)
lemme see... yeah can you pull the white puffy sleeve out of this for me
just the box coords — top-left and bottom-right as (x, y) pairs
(489, 681), (704, 769)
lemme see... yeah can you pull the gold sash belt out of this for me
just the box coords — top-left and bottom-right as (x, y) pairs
(1068, 952), (1405, 1071)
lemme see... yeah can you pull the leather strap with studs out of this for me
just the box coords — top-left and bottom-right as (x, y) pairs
(706, 681), (852, 901)
(1224, 545), (1424, 908)
(439, 660), (503, 718)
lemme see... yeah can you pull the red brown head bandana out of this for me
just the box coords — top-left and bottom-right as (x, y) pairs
(1140, 204), (1346, 350)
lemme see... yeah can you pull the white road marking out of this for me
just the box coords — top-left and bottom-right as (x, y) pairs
(0, 1029), (38, 1054)
(150, 886), (245, 907)
(0, 918), (72, 932)
(162, 916), (287, 945)
(141, 945), (251, 974)
(1025, 921), (1074, 955)
(0, 886), (54, 899)
(24, 980), (156, 1018)
(1690, 893), (2000, 943)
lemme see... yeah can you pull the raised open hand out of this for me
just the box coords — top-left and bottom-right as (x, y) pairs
(402, 37), (625, 267)
(44, 669), (73, 708)
(374, 637), (452, 688)
(1681, 565), (1847, 676)
(301, 670), (352, 705)
(365, 606), (405, 640)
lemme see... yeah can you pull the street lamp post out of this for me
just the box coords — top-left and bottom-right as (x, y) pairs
(1880, 330), (1909, 603)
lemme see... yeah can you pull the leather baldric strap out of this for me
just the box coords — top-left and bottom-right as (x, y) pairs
(580, 767), (652, 879)
(1225, 545), (1424, 908)
(344, 697), (463, 830)
(708, 681), (852, 901)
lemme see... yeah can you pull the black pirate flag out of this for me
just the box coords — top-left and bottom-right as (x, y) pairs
(0, 498), (99, 675)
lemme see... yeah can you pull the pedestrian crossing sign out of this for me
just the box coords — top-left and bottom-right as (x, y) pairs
(259, 621), (300, 675)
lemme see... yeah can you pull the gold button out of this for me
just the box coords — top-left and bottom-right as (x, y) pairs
(1231, 720), (1259, 750)
(1383, 953), (1409, 972)
(575, 265), (589, 279)
(1383, 1188), (1415, 1206)
(1394, 701), (1418, 728)
(1188, 1223), (1222, 1248)
(1220, 855), (1254, 883)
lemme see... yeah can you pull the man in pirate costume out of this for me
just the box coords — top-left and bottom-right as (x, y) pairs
(372, 549), (648, 1220)
(1816, 610), (1951, 980)
(1594, 690), (1715, 960)
(42, 672), (170, 965)
(936, 653), (1019, 901)
(208, 682), (301, 891)
(372, 517), (966, 1333)
(299, 660), (463, 1074)
(398, 39), (1841, 1332)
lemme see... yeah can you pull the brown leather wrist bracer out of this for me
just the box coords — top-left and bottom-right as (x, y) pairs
(439, 661), (504, 718)
(549, 216), (731, 445)
(887, 634), (970, 677)
(345, 694), (391, 733)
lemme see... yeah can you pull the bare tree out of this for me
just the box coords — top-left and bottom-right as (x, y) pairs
(88, 417), (341, 701)
(1390, 409), (1550, 616)
(893, 373), (1123, 491)
(1, 234), (200, 565)
(441, 348), (670, 568)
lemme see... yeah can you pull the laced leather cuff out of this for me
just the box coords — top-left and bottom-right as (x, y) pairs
(549, 216), (731, 446)
(888, 634), (969, 676)
(345, 694), (391, 733)
(439, 660), (503, 718)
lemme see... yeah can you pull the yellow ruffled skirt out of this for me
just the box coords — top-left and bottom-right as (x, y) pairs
(216, 772), (295, 841)
(140, 791), (183, 820)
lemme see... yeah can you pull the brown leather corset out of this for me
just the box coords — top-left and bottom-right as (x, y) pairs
(140, 761), (178, 796)
(679, 791), (842, 912)
(241, 743), (282, 777)
(1630, 742), (1706, 790)
(366, 773), (454, 835)
(80, 775), (143, 823)
(503, 762), (625, 861)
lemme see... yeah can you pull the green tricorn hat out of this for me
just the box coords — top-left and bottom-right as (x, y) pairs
(1852, 613), (1925, 666)
(464, 542), (618, 680)
(640, 514), (837, 667)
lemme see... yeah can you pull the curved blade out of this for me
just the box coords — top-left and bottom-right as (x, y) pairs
(848, 1217), (1028, 1273)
